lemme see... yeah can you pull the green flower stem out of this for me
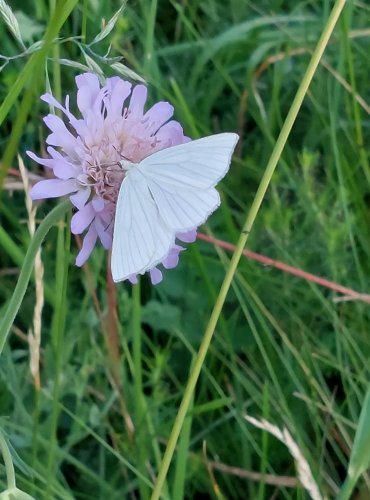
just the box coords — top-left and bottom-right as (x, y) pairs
(150, 1), (347, 498)
(337, 477), (356, 500)
(46, 216), (70, 500)
(132, 280), (150, 500)
(132, 281), (143, 418)
(0, 201), (70, 355)
(0, 432), (16, 490)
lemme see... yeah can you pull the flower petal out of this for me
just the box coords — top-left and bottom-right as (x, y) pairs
(53, 159), (79, 179)
(44, 115), (78, 157)
(162, 245), (184, 269)
(128, 85), (147, 120)
(143, 102), (174, 134)
(28, 148), (79, 180)
(150, 267), (163, 285)
(41, 93), (75, 123)
(92, 196), (105, 212)
(105, 77), (132, 118)
(177, 229), (197, 243)
(27, 150), (54, 169)
(75, 73), (101, 116)
(70, 202), (95, 234)
(30, 179), (78, 200)
(95, 217), (112, 249)
(128, 274), (138, 284)
(70, 187), (91, 209)
(75, 224), (98, 266)
(155, 120), (187, 147)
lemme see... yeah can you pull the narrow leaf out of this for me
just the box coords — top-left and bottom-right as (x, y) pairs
(56, 58), (90, 72)
(0, 0), (25, 48)
(90, 1), (127, 45)
(24, 40), (44, 55)
(347, 383), (370, 482)
(83, 52), (104, 76)
(110, 62), (146, 83)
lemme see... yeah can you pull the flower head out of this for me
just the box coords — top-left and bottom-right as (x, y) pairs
(29, 73), (196, 284)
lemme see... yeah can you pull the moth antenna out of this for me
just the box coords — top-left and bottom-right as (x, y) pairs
(112, 145), (131, 162)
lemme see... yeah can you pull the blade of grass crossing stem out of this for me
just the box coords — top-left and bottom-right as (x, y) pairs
(150, 1), (347, 498)
(45, 216), (70, 499)
(338, 383), (370, 500)
(0, 201), (70, 355)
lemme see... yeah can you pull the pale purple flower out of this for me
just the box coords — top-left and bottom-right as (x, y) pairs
(28, 72), (197, 284)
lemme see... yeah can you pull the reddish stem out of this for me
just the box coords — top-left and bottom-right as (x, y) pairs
(197, 233), (370, 304)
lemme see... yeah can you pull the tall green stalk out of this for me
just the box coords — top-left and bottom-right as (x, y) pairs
(0, 201), (70, 355)
(150, 1), (347, 498)
(132, 280), (150, 500)
(46, 215), (70, 499)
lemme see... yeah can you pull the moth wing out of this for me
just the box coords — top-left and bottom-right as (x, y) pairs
(137, 133), (238, 231)
(144, 181), (221, 233)
(138, 133), (239, 190)
(111, 169), (174, 282)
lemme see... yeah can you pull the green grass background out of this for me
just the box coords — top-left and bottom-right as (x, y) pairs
(0, 0), (370, 498)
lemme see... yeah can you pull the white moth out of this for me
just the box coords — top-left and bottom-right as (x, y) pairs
(111, 132), (239, 282)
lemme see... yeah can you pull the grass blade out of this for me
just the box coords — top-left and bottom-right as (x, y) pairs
(338, 383), (370, 500)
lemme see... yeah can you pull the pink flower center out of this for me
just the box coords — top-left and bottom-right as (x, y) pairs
(81, 160), (126, 203)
